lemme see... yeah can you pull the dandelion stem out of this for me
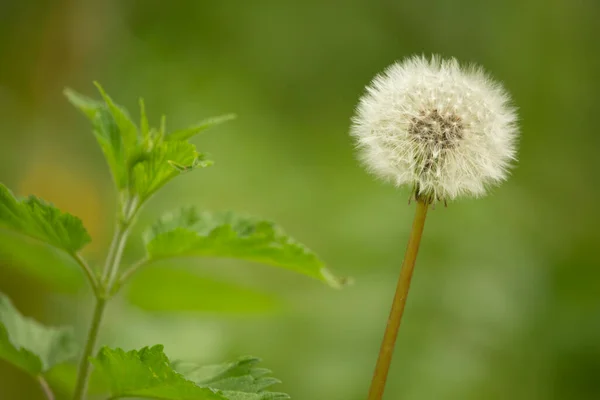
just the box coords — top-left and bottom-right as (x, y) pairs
(367, 200), (429, 400)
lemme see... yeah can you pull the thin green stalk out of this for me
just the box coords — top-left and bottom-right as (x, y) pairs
(101, 197), (137, 282)
(73, 253), (99, 294)
(100, 228), (120, 283)
(105, 224), (131, 288)
(115, 256), (148, 291)
(105, 197), (139, 288)
(73, 198), (136, 400)
(72, 297), (106, 400)
(367, 200), (429, 400)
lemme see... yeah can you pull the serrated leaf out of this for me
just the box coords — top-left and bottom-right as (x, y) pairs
(91, 345), (226, 400)
(64, 88), (128, 188)
(175, 357), (289, 400)
(126, 266), (277, 314)
(0, 183), (91, 253)
(66, 84), (230, 204)
(166, 114), (236, 142)
(218, 392), (290, 400)
(130, 141), (213, 202)
(0, 293), (78, 376)
(144, 208), (343, 287)
(93, 345), (289, 400)
(94, 82), (139, 151)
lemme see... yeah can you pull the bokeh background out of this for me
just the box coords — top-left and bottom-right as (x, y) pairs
(1, 0), (599, 399)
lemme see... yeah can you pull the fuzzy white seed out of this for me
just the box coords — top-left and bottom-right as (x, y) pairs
(351, 55), (519, 203)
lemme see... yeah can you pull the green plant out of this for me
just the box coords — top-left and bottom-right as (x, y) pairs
(0, 83), (342, 400)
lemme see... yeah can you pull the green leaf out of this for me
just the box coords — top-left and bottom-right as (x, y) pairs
(91, 345), (225, 400)
(92, 345), (288, 400)
(166, 114), (236, 142)
(0, 183), (91, 253)
(63, 88), (104, 120)
(66, 84), (231, 204)
(93, 82), (139, 151)
(144, 208), (343, 287)
(0, 293), (78, 376)
(130, 141), (213, 202)
(64, 88), (128, 188)
(126, 266), (278, 314)
(175, 357), (289, 400)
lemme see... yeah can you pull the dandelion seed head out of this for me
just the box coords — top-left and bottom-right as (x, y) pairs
(351, 55), (519, 203)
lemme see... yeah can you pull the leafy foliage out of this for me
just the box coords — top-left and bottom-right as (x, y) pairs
(64, 83), (231, 203)
(94, 82), (139, 152)
(144, 208), (343, 287)
(91, 345), (223, 400)
(0, 183), (90, 253)
(63, 88), (129, 189)
(175, 356), (290, 400)
(130, 141), (212, 202)
(0, 83), (340, 400)
(91, 345), (288, 400)
(0, 293), (78, 376)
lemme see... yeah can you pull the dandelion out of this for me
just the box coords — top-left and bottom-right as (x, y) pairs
(353, 55), (519, 400)
(351, 55), (518, 203)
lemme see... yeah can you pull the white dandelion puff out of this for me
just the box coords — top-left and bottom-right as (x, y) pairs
(351, 55), (519, 203)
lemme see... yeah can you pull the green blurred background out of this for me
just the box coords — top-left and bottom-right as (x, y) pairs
(1, 0), (599, 399)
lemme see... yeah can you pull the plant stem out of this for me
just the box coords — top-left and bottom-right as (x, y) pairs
(105, 223), (131, 288)
(73, 253), (99, 294)
(37, 376), (55, 400)
(115, 257), (148, 290)
(73, 203), (133, 400)
(367, 200), (429, 400)
(72, 297), (106, 400)
(100, 226), (120, 283)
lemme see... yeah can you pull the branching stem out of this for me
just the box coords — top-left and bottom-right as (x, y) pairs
(73, 197), (139, 400)
(115, 257), (148, 290)
(367, 200), (429, 400)
(72, 253), (99, 294)
(104, 223), (131, 289)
